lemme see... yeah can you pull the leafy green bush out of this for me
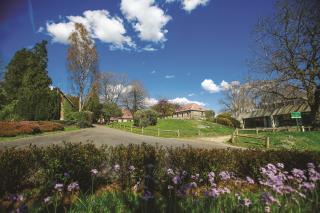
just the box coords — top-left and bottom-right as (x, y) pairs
(1, 143), (320, 199)
(216, 117), (234, 127)
(73, 111), (93, 128)
(0, 100), (20, 121)
(216, 112), (240, 128)
(133, 109), (158, 127)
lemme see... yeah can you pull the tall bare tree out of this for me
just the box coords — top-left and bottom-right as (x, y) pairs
(220, 82), (256, 117)
(99, 72), (128, 104)
(121, 80), (146, 114)
(67, 23), (98, 111)
(251, 0), (320, 128)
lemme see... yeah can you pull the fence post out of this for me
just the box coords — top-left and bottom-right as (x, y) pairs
(256, 128), (259, 135)
(231, 133), (235, 143)
(265, 137), (270, 149)
(236, 128), (239, 136)
(158, 128), (160, 137)
(177, 130), (180, 138)
(142, 127), (144, 135)
(301, 126), (305, 132)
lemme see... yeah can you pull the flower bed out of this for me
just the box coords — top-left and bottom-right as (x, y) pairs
(0, 121), (64, 137)
(0, 143), (319, 212)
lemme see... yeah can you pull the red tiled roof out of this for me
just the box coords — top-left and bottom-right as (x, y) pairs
(175, 103), (206, 113)
(121, 109), (133, 119)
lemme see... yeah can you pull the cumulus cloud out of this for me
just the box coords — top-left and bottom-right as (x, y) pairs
(169, 97), (205, 106)
(46, 10), (135, 49)
(121, 0), (171, 42)
(166, 0), (210, 12)
(188, 93), (195, 97)
(182, 0), (210, 12)
(201, 79), (240, 93)
(144, 97), (159, 106)
(165, 75), (175, 79)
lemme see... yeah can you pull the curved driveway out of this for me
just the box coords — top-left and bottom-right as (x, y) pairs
(0, 125), (236, 149)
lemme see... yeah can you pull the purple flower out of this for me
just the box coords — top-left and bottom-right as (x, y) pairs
(54, 183), (64, 192)
(261, 192), (280, 206)
(189, 182), (198, 189)
(67, 182), (80, 192)
(219, 171), (231, 181)
(292, 168), (306, 182)
(142, 190), (153, 201)
(246, 176), (255, 184)
(191, 173), (199, 181)
(307, 163), (315, 169)
(114, 164), (120, 172)
(299, 182), (315, 191)
(90, 169), (98, 176)
(308, 168), (320, 182)
(206, 188), (220, 198)
(172, 175), (181, 185)
(182, 171), (187, 176)
(208, 172), (215, 186)
(44, 196), (51, 204)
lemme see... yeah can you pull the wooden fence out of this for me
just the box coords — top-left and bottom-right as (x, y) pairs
(241, 126), (311, 135)
(113, 123), (181, 137)
(231, 128), (270, 148)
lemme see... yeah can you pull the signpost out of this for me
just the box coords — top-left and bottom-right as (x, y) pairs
(291, 112), (301, 131)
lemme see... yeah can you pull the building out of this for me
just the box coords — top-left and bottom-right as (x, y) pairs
(110, 109), (133, 123)
(236, 102), (312, 128)
(52, 87), (76, 121)
(171, 103), (206, 120)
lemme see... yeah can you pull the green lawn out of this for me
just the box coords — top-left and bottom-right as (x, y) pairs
(233, 131), (320, 151)
(0, 125), (80, 142)
(108, 119), (234, 138)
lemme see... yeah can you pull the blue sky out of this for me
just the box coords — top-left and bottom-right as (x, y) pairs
(0, 0), (275, 112)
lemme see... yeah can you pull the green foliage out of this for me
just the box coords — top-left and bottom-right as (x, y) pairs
(102, 102), (122, 123)
(63, 99), (77, 121)
(0, 143), (320, 201)
(73, 111), (93, 128)
(133, 109), (158, 127)
(205, 110), (215, 121)
(0, 100), (20, 121)
(152, 99), (177, 118)
(217, 112), (240, 128)
(1, 41), (59, 121)
(84, 85), (102, 122)
(216, 117), (234, 127)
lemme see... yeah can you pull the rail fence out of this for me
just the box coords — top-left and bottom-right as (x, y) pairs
(231, 128), (270, 148)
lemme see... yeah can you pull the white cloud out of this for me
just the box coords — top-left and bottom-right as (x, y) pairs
(37, 26), (44, 33)
(182, 0), (210, 12)
(46, 10), (134, 49)
(166, 0), (210, 12)
(169, 97), (206, 106)
(151, 70), (156, 74)
(143, 45), (157, 51)
(165, 75), (175, 79)
(201, 79), (221, 93)
(188, 93), (195, 97)
(201, 79), (240, 93)
(144, 97), (158, 106)
(120, 0), (171, 42)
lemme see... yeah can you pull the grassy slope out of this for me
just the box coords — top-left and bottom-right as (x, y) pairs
(109, 119), (233, 138)
(234, 131), (320, 151)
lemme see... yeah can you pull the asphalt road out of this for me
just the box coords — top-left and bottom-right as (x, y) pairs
(0, 125), (236, 149)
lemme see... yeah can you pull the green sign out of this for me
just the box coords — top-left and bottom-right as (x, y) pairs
(291, 112), (301, 119)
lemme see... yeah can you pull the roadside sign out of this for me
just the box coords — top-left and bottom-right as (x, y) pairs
(291, 112), (301, 119)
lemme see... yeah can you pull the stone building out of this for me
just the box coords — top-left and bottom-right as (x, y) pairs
(171, 103), (206, 120)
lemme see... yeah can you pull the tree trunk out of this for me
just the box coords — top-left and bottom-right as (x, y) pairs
(310, 86), (320, 130)
(79, 95), (82, 112)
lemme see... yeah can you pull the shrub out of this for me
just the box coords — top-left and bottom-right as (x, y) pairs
(216, 112), (240, 128)
(216, 117), (234, 127)
(133, 109), (158, 127)
(205, 110), (215, 121)
(73, 111), (93, 128)
(0, 121), (64, 137)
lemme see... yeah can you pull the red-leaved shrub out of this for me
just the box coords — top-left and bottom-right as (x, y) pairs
(0, 121), (64, 137)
